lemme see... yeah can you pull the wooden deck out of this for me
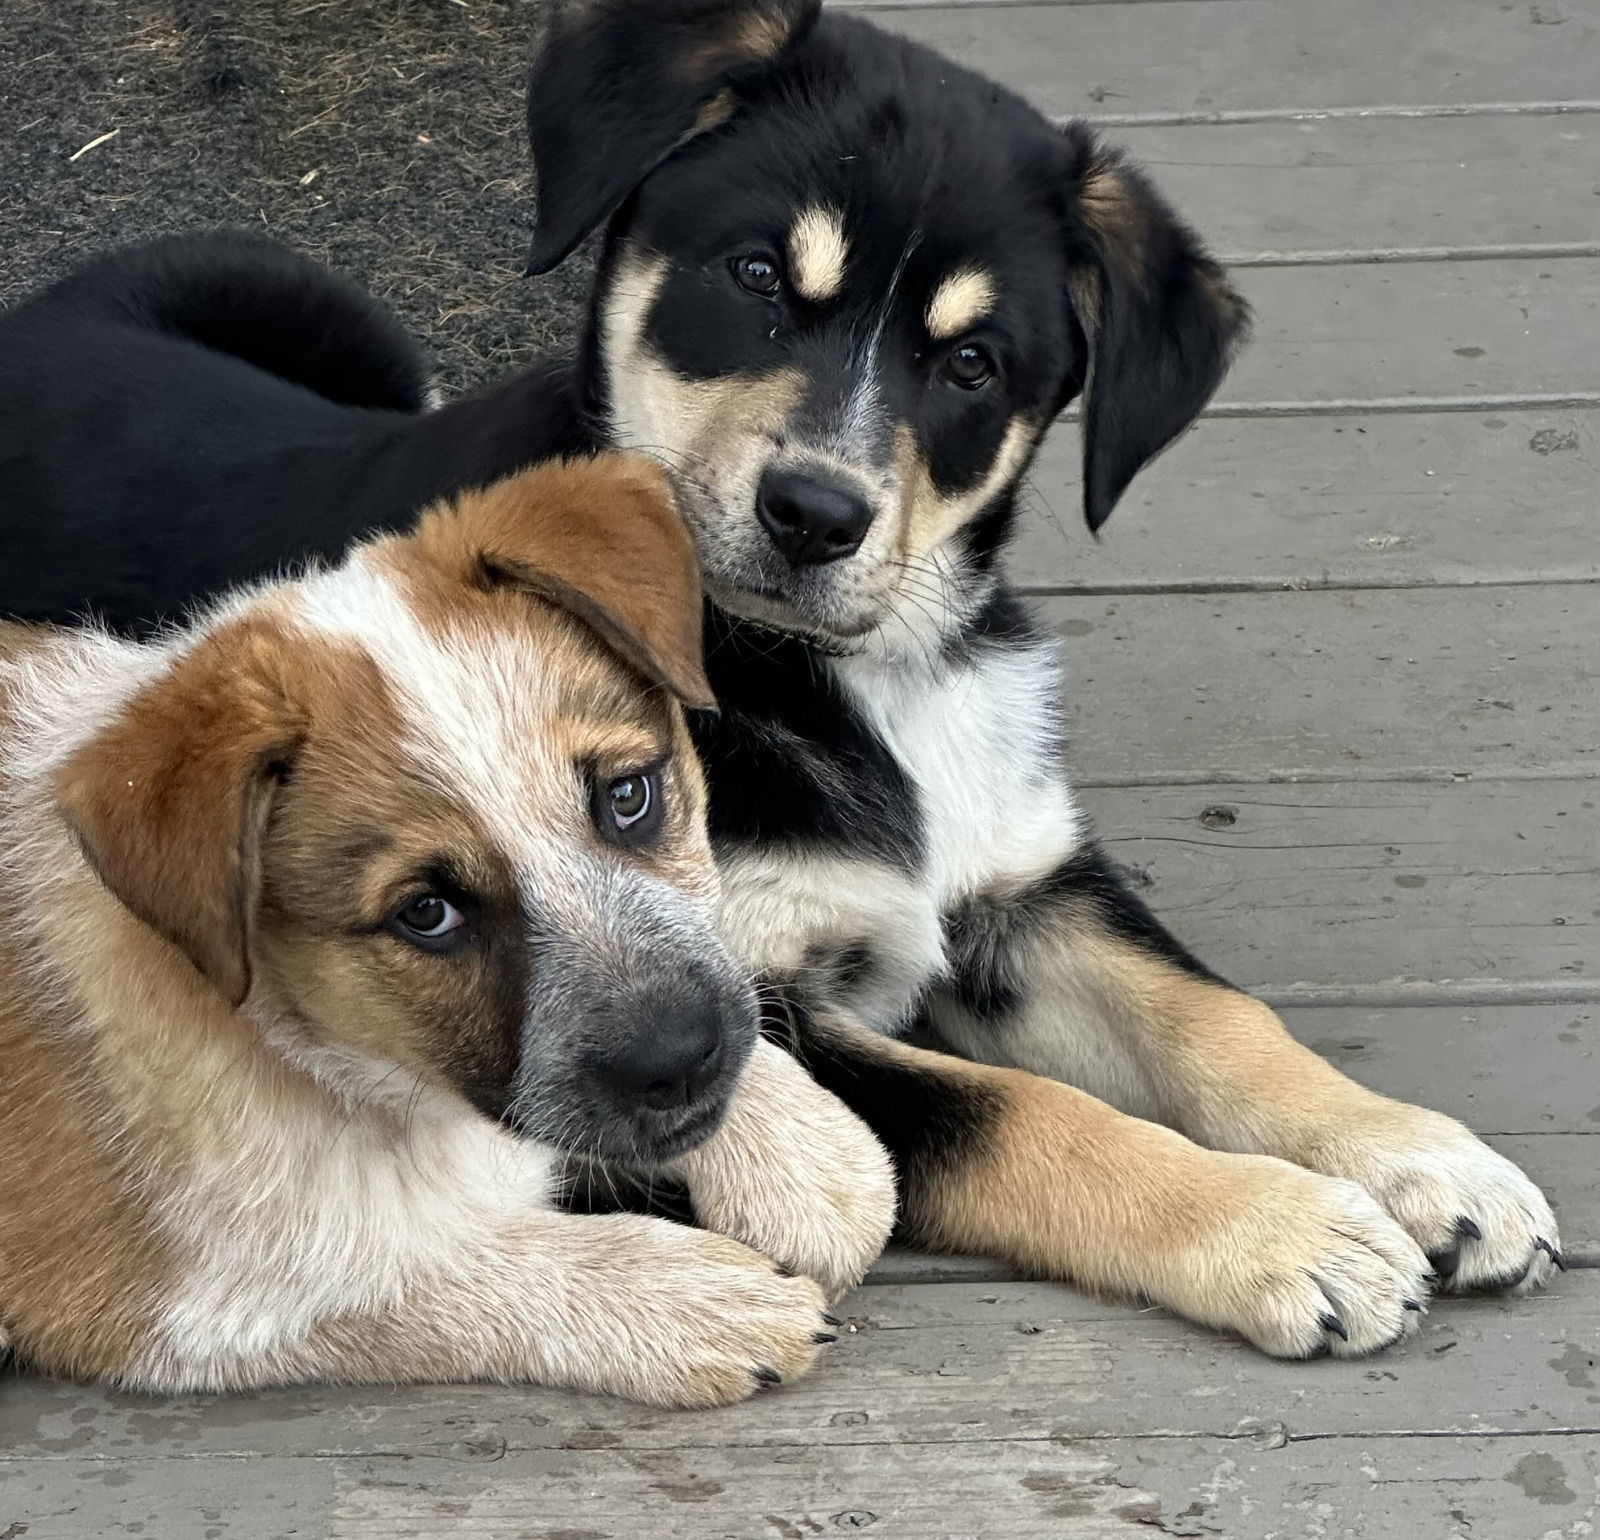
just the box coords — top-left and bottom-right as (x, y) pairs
(4, 0), (1598, 1535)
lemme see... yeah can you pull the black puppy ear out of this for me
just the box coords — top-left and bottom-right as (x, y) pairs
(1061, 131), (1251, 531)
(525, 0), (821, 276)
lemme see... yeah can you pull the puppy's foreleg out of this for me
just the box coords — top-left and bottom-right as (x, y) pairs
(124, 1211), (832, 1404)
(793, 1011), (1431, 1358)
(931, 842), (1561, 1295)
(672, 1037), (896, 1297)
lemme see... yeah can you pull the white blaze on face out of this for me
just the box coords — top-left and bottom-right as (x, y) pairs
(291, 557), (573, 875)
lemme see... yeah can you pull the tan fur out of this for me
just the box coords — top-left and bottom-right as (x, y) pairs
(1078, 158), (1148, 285)
(397, 456), (713, 709)
(676, 6), (800, 83)
(924, 268), (996, 340)
(929, 900), (1562, 1313)
(894, 415), (1038, 562)
(810, 1015), (1430, 1359)
(0, 455), (861, 1401)
(1055, 940), (1562, 1289)
(788, 207), (849, 304)
(0, 621), (50, 665)
(683, 87), (737, 143)
(56, 611), (312, 1007)
(605, 246), (807, 457)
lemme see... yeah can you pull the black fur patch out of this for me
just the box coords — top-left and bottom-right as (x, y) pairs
(693, 607), (924, 870)
(943, 840), (1229, 1025)
(0, 233), (590, 637)
(765, 994), (1004, 1244)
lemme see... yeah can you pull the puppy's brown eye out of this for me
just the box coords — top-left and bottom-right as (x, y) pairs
(610, 777), (650, 823)
(594, 769), (663, 848)
(945, 342), (995, 389)
(731, 253), (783, 298)
(388, 893), (468, 953)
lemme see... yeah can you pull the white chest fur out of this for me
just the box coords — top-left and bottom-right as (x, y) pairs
(836, 640), (1084, 907)
(715, 639), (1084, 1031)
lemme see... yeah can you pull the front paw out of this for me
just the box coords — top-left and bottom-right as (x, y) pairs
(680, 1042), (897, 1298)
(593, 1229), (836, 1409)
(1157, 1153), (1434, 1359)
(690, 1108), (896, 1298)
(1299, 1107), (1562, 1295)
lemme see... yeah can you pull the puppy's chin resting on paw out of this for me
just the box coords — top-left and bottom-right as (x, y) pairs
(0, 455), (848, 1406)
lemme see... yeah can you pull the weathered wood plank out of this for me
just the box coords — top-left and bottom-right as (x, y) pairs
(1082, 779), (1596, 992)
(879, 1), (1600, 119)
(1108, 113), (1600, 261)
(1008, 408), (1600, 592)
(1220, 259), (1600, 406)
(0, 1456), (337, 1540)
(1284, 1002), (1598, 1136)
(3, 1277), (1595, 1466)
(321, 1433), (1600, 1540)
(3, 1430), (1594, 1540)
(1045, 588), (1600, 781)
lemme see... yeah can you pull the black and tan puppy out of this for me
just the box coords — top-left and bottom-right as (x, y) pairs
(0, 0), (1559, 1358)
(516, 0), (1560, 1358)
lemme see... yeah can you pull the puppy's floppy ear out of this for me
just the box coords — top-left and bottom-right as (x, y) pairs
(445, 456), (715, 711)
(55, 620), (304, 1008)
(1060, 129), (1251, 531)
(525, 0), (821, 275)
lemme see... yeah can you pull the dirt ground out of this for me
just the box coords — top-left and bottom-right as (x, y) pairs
(0, 0), (591, 392)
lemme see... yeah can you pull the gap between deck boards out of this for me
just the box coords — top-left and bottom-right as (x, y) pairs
(1071, 100), (1600, 128)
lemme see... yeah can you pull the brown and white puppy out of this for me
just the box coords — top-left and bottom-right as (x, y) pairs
(0, 455), (889, 1404)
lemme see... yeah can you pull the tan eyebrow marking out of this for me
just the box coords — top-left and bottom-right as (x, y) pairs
(925, 268), (997, 340)
(787, 207), (849, 304)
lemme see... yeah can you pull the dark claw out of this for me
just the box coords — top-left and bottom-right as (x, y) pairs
(753, 1365), (782, 1385)
(1534, 1238), (1567, 1271)
(1421, 1270), (1442, 1286)
(1402, 1298), (1423, 1312)
(1320, 1312), (1349, 1342)
(773, 1266), (794, 1278)
(813, 1332), (838, 1345)
(1456, 1216), (1484, 1242)
(821, 1312), (843, 1326)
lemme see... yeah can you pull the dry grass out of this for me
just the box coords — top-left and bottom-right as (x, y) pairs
(0, 0), (592, 390)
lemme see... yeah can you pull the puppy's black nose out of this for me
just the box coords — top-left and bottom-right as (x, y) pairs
(756, 467), (875, 566)
(606, 1001), (725, 1111)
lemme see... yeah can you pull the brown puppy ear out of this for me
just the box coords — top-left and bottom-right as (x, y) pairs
(1060, 129), (1251, 532)
(526, 0), (821, 275)
(55, 620), (303, 1007)
(446, 456), (715, 711)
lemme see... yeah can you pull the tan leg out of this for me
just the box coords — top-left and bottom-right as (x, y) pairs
(794, 1013), (1431, 1359)
(931, 847), (1561, 1295)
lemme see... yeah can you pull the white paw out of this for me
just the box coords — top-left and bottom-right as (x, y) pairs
(600, 1231), (835, 1409)
(1166, 1154), (1434, 1359)
(679, 1041), (897, 1298)
(1307, 1110), (1562, 1296)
